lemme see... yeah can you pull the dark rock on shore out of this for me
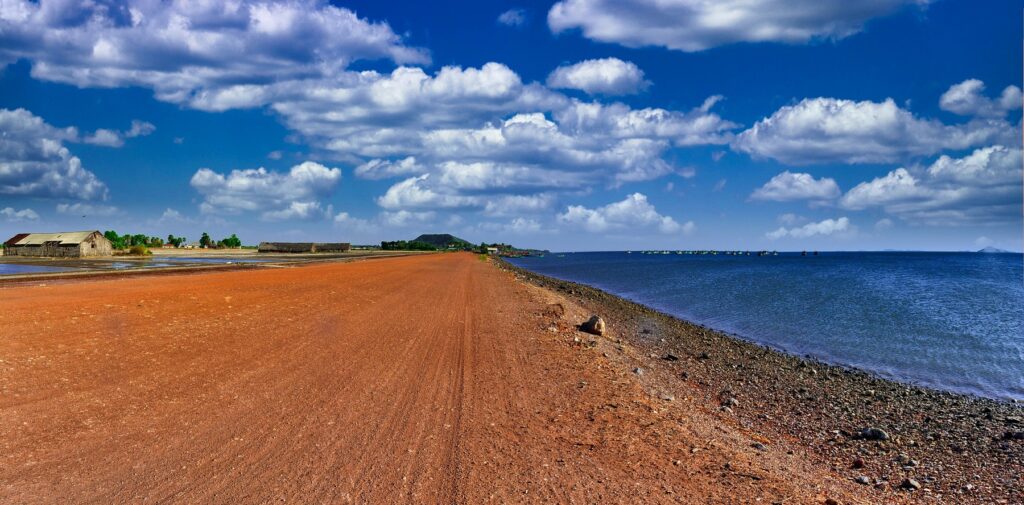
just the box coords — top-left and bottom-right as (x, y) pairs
(859, 427), (890, 441)
(580, 315), (605, 336)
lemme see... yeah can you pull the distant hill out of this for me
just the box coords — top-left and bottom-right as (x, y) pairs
(412, 234), (471, 249)
(978, 246), (1010, 253)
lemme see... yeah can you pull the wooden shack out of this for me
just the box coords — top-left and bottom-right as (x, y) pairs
(3, 231), (113, 257)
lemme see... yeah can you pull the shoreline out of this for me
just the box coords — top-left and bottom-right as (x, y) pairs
(504, 258), (1019, 402)
(496, 257), (1023, 503)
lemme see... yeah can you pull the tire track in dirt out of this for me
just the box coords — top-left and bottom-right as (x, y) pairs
(0, 253), (872, 504)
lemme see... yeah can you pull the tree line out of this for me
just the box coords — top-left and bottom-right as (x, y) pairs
(103, 231), (242, 250)
(380, 240), (438, 251)
(379, 240), (516, 253)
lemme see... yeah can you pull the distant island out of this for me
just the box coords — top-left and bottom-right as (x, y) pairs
(411, 234), (472, 249)
(977, 246), (1010, 253)
(378, 233), (547, 257)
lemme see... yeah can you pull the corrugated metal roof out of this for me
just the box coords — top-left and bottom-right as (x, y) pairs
(5, 231), (100, 246)
(4, 233), (29, 247)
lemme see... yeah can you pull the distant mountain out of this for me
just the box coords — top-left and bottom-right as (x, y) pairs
(412, 234), (471, 249)
(978, 246), (1010, 253)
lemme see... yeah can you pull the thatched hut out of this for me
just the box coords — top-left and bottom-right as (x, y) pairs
(312, 243), (351, 253)
(258, 242), (314, 253)
(257, 242), (351, 253)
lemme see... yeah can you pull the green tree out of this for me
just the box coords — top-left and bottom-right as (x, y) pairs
(220, 234), (242, 248)
(199, 232), (212, 248)
(104, 230), (126, 249)
(380, 240), (436, 251)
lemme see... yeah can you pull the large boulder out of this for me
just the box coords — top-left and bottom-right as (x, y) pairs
(580, 315), (605, 336)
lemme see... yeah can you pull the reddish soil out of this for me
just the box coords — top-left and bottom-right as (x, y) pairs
(0, 253), (871, 503)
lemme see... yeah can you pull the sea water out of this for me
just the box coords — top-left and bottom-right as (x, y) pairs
(508, 252), (1024, 400)
(0, 263), (77, 275)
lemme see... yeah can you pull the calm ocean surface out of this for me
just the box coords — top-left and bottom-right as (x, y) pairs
(508, 251), (1024, 400)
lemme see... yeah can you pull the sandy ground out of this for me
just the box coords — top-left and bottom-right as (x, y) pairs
(1, 253), (873, 503)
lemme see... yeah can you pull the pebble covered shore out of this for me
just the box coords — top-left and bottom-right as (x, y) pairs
(498, 258), (1023, 504)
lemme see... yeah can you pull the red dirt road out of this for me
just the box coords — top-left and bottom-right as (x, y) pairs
(0, 254), (866, 503)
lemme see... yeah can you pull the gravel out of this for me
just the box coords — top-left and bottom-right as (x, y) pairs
(498, 258), (1024, 504)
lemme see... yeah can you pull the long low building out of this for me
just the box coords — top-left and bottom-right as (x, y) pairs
(257, 242), (351, 253)
(3, 231), (113, 257)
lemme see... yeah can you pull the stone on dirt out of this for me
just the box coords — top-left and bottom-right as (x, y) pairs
(580, 315), (606, 336)
(860, 427), (890, 441)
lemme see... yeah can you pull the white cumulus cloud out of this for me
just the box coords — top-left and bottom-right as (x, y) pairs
(483, 194), (556, 216)
(940, 79), (1022, 118)
(0, 0), (428, 108)
(733, 97), (1015, 165)
(498, 8), (527, 27)
(839, 145), (1022, 225)
(190, 161), (342, 221)
(0, 108), (108, 200)
(56, 202), (119, 216)
(0, 4), (759, 226)
(82, 121), (155, 147)
(378, 210), (436, 227)
(1, 207), (39, 222)
(154, 208), (196, 226)
(262, 201), (332, 221)
(1, 2), (750, 224)
(557, 193), (690, 234)
(766, 217), (850, 240)
(750, 171), (840, 202)
(354, 157), (427, 180)
(547, 57), (649, 95)
(548, 0), (929, 52)
(376, 174), (480, 210)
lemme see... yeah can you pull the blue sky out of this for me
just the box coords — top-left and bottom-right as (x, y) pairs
(0, 0), (1020, 251)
